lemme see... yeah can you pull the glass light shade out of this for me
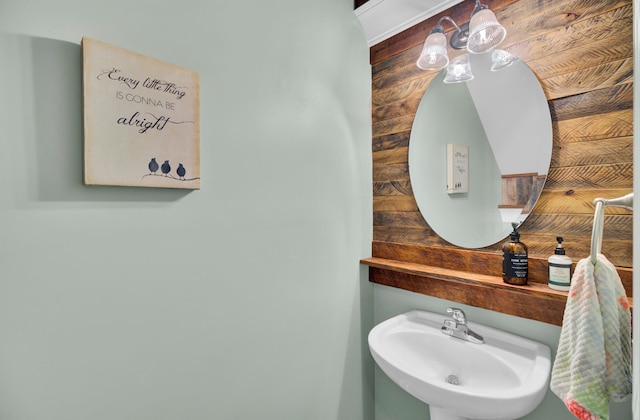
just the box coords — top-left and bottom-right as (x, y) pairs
(417, 32), (449, 70)
(467, 8), (507, 54)
(444, 53), (474, 83)
(491, 49), (519, 71)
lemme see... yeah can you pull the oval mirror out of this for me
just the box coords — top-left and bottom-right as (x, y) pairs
(408, 51), (552, 248)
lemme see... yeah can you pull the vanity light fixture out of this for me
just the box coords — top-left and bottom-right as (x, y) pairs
(466, 1), (507, 53)
(490, 49), (518, 71)
(416, 0), (507, 74)
(416, 16), (464, 71)
(443, 53), (474, 83)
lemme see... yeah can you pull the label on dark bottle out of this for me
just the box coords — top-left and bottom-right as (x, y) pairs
(503, 253), (528, 278)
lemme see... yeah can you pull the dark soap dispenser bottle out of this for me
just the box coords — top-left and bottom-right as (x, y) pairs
(502, 223), (528, 285)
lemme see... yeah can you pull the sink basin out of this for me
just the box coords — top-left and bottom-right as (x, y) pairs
(368, 310), (551, 420)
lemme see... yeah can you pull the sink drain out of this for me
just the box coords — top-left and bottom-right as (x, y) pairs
(445, 374), (460, 385)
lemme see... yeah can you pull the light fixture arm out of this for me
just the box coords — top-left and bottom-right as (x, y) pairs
(435, 16), (462, 33)
(430, 16), (468, 50)
(471, 0), (488, 15)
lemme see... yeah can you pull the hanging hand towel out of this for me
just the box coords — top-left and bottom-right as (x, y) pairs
(550, 254), (632, 420)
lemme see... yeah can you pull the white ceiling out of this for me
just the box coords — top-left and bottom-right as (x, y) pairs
(355, 0), (464, 46)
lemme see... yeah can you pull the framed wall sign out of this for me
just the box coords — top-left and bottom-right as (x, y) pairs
(446, 143), (469, 194)
(82, 37), (200, 189)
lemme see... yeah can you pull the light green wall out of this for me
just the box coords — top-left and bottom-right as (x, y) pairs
(0, 1), (374, 419)
(373, 284), (633, 419)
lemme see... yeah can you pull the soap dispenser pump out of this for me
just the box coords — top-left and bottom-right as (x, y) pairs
(502, 223), (528, 285)
(548, 236), (572, 291)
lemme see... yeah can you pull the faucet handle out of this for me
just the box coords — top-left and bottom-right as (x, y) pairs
(446, 307), (467, 324)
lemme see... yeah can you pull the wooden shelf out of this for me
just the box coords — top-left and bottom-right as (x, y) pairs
(361, 256), (570, 325)
(363, 242), (632, 326)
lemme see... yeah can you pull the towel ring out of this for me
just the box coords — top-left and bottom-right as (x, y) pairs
(589, 193), (634, 264)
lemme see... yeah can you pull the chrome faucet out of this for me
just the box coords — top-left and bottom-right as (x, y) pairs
(441, 307), (484, 344)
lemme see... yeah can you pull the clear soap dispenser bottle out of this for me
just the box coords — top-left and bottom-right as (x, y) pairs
(502, 223), (528, 285)
(548, 236), (572, 291)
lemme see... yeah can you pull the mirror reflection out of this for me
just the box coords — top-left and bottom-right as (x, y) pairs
(408, 52), (552, 248)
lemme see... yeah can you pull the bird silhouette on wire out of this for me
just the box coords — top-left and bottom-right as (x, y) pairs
(161, 160), (171, 176)
(177, 164), (186, 179)
(148, 158), (159, 174)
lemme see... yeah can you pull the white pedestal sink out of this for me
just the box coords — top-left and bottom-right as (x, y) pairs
(368, 310), (551, 420)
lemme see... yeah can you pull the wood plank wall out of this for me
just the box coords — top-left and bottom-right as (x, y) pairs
(371, 0), (633, 270)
